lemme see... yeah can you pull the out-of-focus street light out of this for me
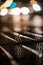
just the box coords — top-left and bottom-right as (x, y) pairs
(32, 4), (41, 11)
(21, 7), (30, 15)
(9, 7), (21, 15)
(0, 8), (8, 16)
(0, 0), (13, 10)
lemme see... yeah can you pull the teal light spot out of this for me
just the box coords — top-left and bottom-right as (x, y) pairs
(9, 2), (17, 8)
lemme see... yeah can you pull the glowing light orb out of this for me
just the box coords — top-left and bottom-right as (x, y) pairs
(21, 7), (30, 15)
(0, 8), (8, 16)
(9, 7), (21, 15)
(32, 4), (41, 11)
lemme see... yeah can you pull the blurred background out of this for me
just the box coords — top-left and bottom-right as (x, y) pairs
(0, 0), (43, 65)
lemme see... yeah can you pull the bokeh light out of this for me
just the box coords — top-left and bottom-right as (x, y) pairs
(32, 4), (41, 11)
(21, 7), (30, 15)
(9, 7), (21, 15)
(32, 15), (42, 27)
(0, 8), (8, 16)
(0, 0), (13, 10)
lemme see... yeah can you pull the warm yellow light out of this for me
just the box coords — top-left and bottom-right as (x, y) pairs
(30, 0), (37, 4)
(0, 0), (13, 10)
